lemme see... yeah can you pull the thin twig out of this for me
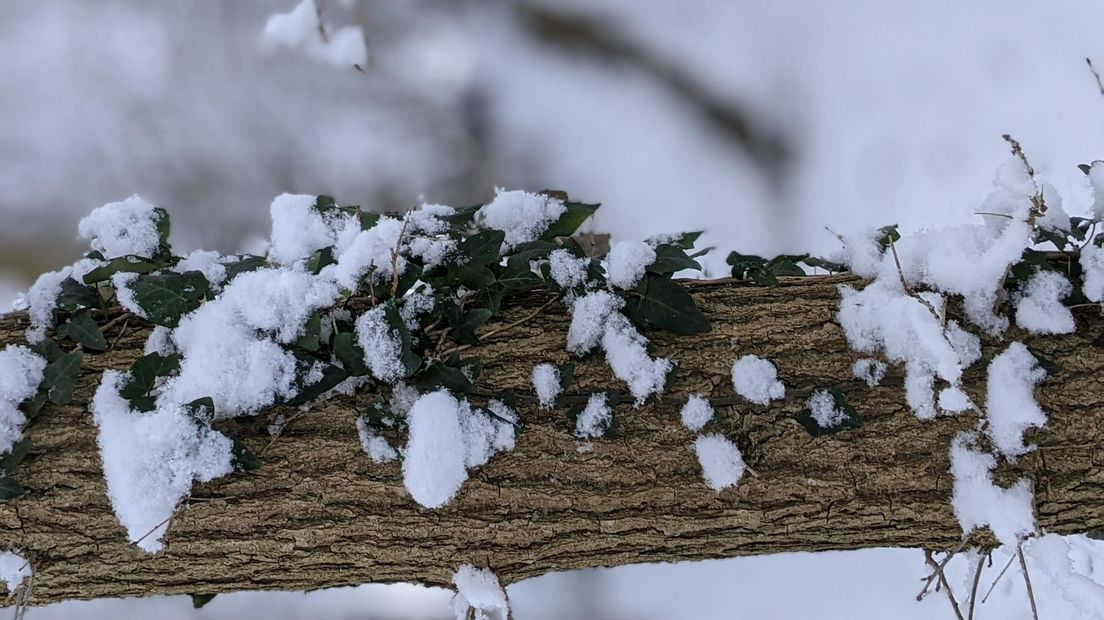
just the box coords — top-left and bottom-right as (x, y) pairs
(98, 311), (132, 334)
(917, 536), (970, 601)
(1088, 58), (1104, 96)
(981, 552), (1017, 604)
(389, 214), (410, 299)
(1017, 543), (1039, 620)
(259, 410), (309, 456)
(924, 550), (967, 620)
(437, 296), (558, 358)
(109, 316), (131, 351)
(967, 551), (986, 620)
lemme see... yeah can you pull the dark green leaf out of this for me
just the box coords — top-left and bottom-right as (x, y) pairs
(541, 201), (600, 240)
(796, 388), (862, 436)
(359, 211), (381, 231)
(802, 256), (847, 273)
(0, 440), (31, 476)
(42, 351), (83, 405)
(182, 397), (216, 423)
(191, 594), (218, 609)
(287, 364), (350, 406)
(82, 256), (160, 284)
(458, 230), (505, 266)
(1078, 163), (1093, 175)
(221, 255), (267, 282)
(417, 363), (474, 393)
(625, 273), (710, 335)
(230, 438), (261, 472)
(120, 353), (181, 402)
(153, 207), (172, 249)
(449, 308), (492, 345)
(29, 338), (64, 363)
(306, 247), (335, 275)
(333, 332), (368, 376)
(498, 265), (543, 292)
(505, 240), (558, 270)
(1028, 349), (1062, 377)
(647, 231), (703, 250)
(56, 277), (101, 310)
(128, 271), (210, 327)
(444, 204), (481, 231)
(294, 312), (322, 352)
(765, 254), (808, 278)
(0, 477), (25, 501)
(648, 244), (703, 275)
(313, 195), (338, 213)
(57, 311), (108, 351)
(380, 302), (421, 377)
(20, 391), (48, 421)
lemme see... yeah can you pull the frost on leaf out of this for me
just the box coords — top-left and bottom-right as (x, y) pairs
(356, 305), (405, 383)
(0, 345), (46, 456)
(949, 432), (1034, 547)
(91, 371), (234, 552)
(730, 355), (785, 405)
(694, 433), (746, 491)
(77, 195), (164, 259)
(452, 564), (509, 620)
(476, 189), (565, 250)
(548, 249), (589, 290)
(985, 342), (1047, 459)
(605, 240), (656, 290)
(1014, 270), (1074, 335)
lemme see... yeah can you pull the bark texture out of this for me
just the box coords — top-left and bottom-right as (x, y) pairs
(1, 274), (1103, 604)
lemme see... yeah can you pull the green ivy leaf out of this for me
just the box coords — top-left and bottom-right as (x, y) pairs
(505, 240), (558, 271)
(874, 224), (901, 252)
(380, 302), (421, 377)
(796, 388), (862, 436)
(230, 438), (261, 472)
(81, 256), (161, 284)
(56, 277), (101, 311)
(42, 351), (83, 405)
(182, 397), (216, 423)
(128, 271), (210, 327)
(0, 477), (25, 502)
(0, 439), (31, 476)
(444, 204), (481, 231)
(333, 332), (368, 376)
(120, 352), (181, 404)
(56, 311), (108, 352)
(191, 594), (218, 609)
(295, 312), (322, 352)
(221, 255), (267, 283)
(648, 244), (703, 275)
(541, 201), (600, 240)
(417, 362), (475, 393)
(449, 308), (492, 345)
(498, 266), (543, 292)
(359, 211), (381, 231)
(802, 256), (847, 273)
(287, 363), (350, 406)
(306, 247), (335, 275)
(567, 390), (619, 438)
(459, 230), (505, 266)
(626, 273), (710, 335)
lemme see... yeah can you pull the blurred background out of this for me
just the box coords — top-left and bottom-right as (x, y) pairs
(2, 0), (1104, 618)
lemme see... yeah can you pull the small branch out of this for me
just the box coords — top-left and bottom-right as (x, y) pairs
(437, 296), (558, 358)
(1017, 543), (1039, 620)
(389, 215), (410, 299)
(1088, 58), (1104, 96)
(980, 552), (1017, 604)
(109, 316), (131, 351)
(98, 311), (132, 334)
(967, 551), (986, 620)
(917, 536), (970, 601)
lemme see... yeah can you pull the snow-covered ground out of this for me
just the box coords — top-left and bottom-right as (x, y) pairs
(3, 1), (1104, 618)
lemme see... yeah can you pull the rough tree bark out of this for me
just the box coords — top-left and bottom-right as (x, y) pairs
(1, 274), (1102, 604)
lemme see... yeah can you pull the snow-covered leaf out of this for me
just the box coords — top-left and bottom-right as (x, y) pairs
(128, 271), (210, 327)
(541, 200), (600, 240)
(626, 273), (710, 334)
(56, 311), (108, 351)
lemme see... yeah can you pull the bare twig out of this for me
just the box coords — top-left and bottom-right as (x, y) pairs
(1017, 543), (1040, 620)
(1088, 58), (1104, 96)
(967, 551), (986, 620)
(437, 296), (558, 358)
(109, 315), (131, 351)
(917, 536), (970, 601)
(1001, 134), (1046, 222)
(924, 550), (966, 620)
(259, 410), (310, 456)
(389, 214), (411, 298)
(980, 552), (1017, 604)
(98, 311), (132, 334)
(889, 237), (944, 327)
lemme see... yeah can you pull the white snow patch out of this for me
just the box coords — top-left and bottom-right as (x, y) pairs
(0, 345), (46, 456)
(143, 326), (175, 356)
(574, 392), (612, 439)
(601, 314), (672, 405)
(693, 433), (746, 491)
(476, 189), (565, 250)
(452, 564), (508, 620)
(355, 305), (405, 383)
(261, 0), (367, 67)
(77, 195), (163, 259)
(0, 551), (30, 593)
(605, 240), (655, 289)
(949, 432), (1035, 546)
(111, 272), (145, 318)
(1028, 534), (1104, 618)
(679, 394), (714, 432)
(530, 363), (561, 409)
(332, 216), (406, 291)
(851, 358), (887, 387)
(1081, 243), (1104, 303)
(986, 342), (1047, 459)
(731, 355), (785, 405)
(1015, 270), (1074, 334)
(1090, 161), (1104, 221)
(548, 249), (589, 290)
(805, 389), (846, 429)
(91, 370), (234, 552)
(566, 290), (623, 355)
(175, 250), (228, 290)
(356, 417), (397, 463)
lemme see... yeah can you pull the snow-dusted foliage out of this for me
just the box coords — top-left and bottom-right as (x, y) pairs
(606, 240), (655, 290)
(805, 389), (847, 430)
(476, 189), (565, 250)
(0, 551), (30, 593)
(574, 392), (612, 439)
(693, 433), (746, 492)
(1081, 243), (1104, 303)
(356, 305), (405, 383)
(548, 249), (589, 290)
(91, 371), (234, 552)
(949, 432), (1035, 546)
(452, 565), (509, 620)
(78, 195), (165, 259)
(985, 342), (1047, 459)
(0, 345), (45, 456)
(730, 355), (784, 405)
(261, 0), (367, 67)
(851, 358), (886, 387)
(1015, 270), (1074, 334)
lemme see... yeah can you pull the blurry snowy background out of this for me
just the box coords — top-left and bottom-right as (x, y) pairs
(3, 0), (1104, 618)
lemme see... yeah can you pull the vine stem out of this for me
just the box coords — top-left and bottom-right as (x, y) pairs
(438, 295), (558, 357)
(1017, 543), (1039, 620)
